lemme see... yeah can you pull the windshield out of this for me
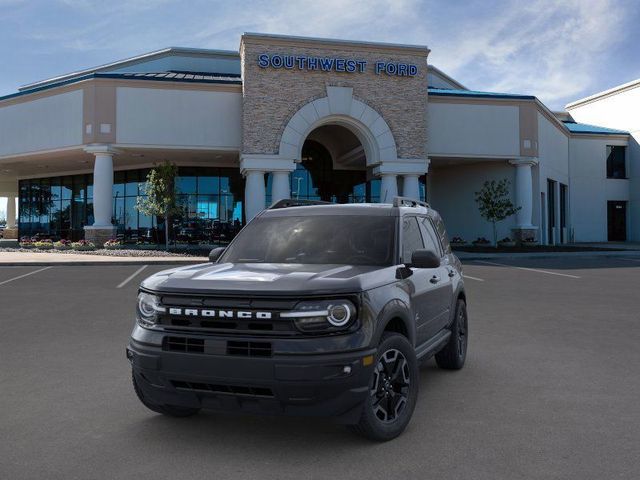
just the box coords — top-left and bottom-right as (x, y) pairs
(220, 215), (396, 266)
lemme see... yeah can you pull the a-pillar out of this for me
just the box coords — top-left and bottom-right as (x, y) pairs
(509, 158), (539, 243)
(84, 145), (118, 246)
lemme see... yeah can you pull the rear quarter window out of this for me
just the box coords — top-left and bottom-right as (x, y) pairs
(433, 215), (451, 254)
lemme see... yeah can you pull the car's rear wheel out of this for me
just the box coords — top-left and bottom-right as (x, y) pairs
(435, 298), (468, 370)
(351, 332), (419, 441)
(132, 370), (200, 418)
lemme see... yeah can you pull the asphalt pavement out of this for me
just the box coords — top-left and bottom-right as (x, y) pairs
(1, 257), (639, 480)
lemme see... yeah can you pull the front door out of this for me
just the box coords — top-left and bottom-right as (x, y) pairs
(607, 201), (627, 241)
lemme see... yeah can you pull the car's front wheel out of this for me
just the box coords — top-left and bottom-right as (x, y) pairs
(351, 332), (419, 441)
(132, 370), (200, 418)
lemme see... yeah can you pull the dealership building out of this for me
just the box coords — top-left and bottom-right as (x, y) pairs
(0, 33), (637, 245)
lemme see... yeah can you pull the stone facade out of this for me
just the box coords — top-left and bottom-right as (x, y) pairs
(240, 34), (429, 160)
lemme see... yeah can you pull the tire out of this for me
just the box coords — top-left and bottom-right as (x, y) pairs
(351, 332), (419, 441)
(132, 370), (200, 418)
(435, 298), (468, 370)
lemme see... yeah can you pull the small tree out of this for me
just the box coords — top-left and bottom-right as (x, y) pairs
(474, 179), (520, 247)
(136, 161), (180, 251)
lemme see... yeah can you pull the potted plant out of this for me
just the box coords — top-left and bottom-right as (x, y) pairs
(54, 239), (72, 251)
(103, 238), (123, 250)
(450, 236), (467, 247)
(71, 239), (96, 251)
(471, 237), (491, 246)
(497, 236), (516, 247)
(34, 239), (54, 250)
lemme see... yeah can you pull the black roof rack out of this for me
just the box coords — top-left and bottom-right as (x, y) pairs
(392, 197), (430, 209)
(269, 199), (332, 209)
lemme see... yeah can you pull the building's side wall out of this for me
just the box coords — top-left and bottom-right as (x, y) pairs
(427, 102), (520, 157)
(536, 112), (570, 242)
(568, 136), (629, 242)
(568, 89), (640, 241)
(116, 87), (242, 148)
(0, 90), (83, 157)
(430, 162), (517, 243)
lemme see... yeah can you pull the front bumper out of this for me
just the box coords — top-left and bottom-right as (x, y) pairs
(128, 331), (376, 424)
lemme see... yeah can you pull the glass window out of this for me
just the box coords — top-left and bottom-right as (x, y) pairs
(113, 171), (125, 198)
(125, 170), (139, 196)
(176, 175), (197, 194)
(401, 216), (424, 264)
(61, 177), (73, 200)
(432, 215), (451, 254)
(418, 217), (442, 256)
(221, 215), (396, 266)
(606, 146), (626, 179)
(198, 176), (218, 194)
(125, 196), (138, 231)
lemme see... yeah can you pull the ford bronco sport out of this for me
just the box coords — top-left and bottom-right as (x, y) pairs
(127, 197), (468, 441)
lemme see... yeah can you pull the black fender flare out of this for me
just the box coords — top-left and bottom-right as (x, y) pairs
(372, 298), (416, 347)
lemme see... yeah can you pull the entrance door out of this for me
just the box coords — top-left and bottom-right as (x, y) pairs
(607, 201), (627, 241)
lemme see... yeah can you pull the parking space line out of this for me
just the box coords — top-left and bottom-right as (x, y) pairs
(0, 266), (53, 286)
(462, 274), (484, 282)
(117, 265), (148, 289)
(474, 260), (581, 279)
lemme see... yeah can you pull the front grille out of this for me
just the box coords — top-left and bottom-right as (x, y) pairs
(171, 380), (274, 398)
(163, 336), (204, 353)
(227, 341), (272, 357)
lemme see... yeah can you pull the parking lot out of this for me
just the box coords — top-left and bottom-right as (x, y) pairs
(1, 256), (639, 480)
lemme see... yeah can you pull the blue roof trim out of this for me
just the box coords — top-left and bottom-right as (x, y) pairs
(0, 72), (242, 102)
(562, 121), (628, 135)
(428, 87), (535, 100)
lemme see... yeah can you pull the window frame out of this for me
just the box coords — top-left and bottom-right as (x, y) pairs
(400, 215), (426, 264)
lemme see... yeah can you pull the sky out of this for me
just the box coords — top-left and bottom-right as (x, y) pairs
(0, 0), (639, 216)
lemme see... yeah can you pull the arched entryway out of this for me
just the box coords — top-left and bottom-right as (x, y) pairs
(284, 124), (382, 203)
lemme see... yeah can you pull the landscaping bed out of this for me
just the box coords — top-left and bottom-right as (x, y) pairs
(0, 247), (204, 257)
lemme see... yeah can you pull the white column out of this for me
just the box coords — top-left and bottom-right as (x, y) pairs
(6, 195), (16, 228)
(244, 170), (266, 222)
(402, 175), (420, 201)
(380, 174), (398, 203)
(91, 152), (115, 227)
(509, 158), (538, 228)
(271, 171), (290, 204)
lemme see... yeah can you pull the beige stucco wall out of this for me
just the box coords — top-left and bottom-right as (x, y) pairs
(240, 35), (428, 159)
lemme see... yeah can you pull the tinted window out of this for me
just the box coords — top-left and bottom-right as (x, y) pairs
(418, 217), (441, 256)
(221, 215), (396, 266)
(607, 146), (626, 179)
(401, 217), (424, 263)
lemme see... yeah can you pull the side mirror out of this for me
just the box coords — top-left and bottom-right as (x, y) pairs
(410, 249), (441, 269)
(208, 247), (226, 263)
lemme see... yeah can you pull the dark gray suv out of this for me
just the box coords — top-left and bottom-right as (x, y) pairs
(127, 197), (468, 441)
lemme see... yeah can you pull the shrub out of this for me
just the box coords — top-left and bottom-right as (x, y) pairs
(71, 239), (96, 251)
(472, 237), (491, 245)
(103, 239), (123, 250)
(54, 239), (72, 250)
(34, 240), (54, 249)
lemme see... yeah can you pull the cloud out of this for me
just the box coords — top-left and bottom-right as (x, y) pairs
(0, 0), (637, 109)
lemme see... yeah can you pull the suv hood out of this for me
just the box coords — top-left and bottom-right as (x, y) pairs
(141, 262), (396, 295)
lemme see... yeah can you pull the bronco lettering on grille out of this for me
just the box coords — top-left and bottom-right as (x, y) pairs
(168, 308), (273, 319)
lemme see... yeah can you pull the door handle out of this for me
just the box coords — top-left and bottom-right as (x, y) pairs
(430, 275), (440, 284)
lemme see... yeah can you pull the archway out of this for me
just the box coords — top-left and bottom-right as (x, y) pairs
(289, 124), (382, 204)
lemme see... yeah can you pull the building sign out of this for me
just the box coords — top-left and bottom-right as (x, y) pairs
(258, 53), (418, 77)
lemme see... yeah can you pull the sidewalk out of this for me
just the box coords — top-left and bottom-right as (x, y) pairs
(0, 251), (207, 266)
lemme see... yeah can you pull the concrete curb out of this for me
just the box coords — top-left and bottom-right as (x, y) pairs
(457, 250), (640, 261)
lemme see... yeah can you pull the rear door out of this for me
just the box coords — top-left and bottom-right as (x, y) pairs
(417, 216), (454, 340)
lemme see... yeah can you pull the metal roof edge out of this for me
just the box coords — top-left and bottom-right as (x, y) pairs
(565, 78), (640, 110)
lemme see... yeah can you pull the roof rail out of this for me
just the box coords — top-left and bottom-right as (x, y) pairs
(269, 199), (332, 209)
(392, 196), (430, 209)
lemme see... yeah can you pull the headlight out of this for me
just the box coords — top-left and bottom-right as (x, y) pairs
(282, 299), (357, 333)
(136, 292), (165, 327)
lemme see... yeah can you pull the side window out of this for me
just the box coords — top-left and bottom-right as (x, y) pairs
(418, 217), (442, 256)
(402, 217), (424, 263)
(433, 216), (451, 254)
